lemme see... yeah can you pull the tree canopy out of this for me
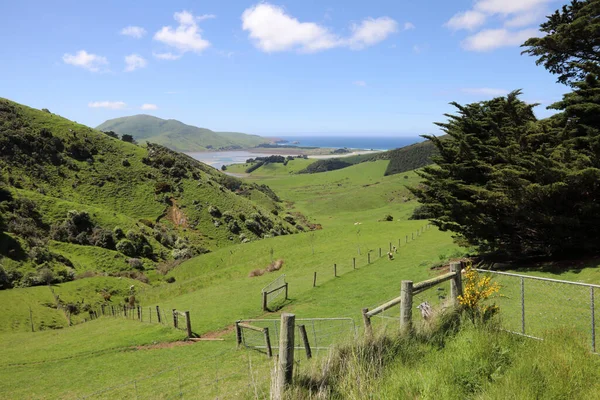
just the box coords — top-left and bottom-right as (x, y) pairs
(413, 0), (600, 259)
(522, 0), (600, 86)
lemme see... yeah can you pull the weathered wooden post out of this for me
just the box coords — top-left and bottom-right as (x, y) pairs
(263, 327), (273, 358)
(235, 321), (243, 347)
(298, 324), (312, 359)
(137, 306), (141, 320)
(123, 305), (127, 317)
(400, 281), (413, 333)
(275, 313), (295, 397)
(334, 263), (337, 277)
(389, 242), (392, 252)
(362, 308), (372, 337)
(172, 309), (178, 329)
(262, 291), (268, 312)
(284, 283), (289, 300)
(149, 307), (152, 323)
(156, 306), (161, 323)
(101, 305), (105, 316)
(184, 311), (192, 338)
(450, 262), (463, 306)
(379, 248), (382, 258)
(313, 271), (317, 287)
(353, 258), (356, 269)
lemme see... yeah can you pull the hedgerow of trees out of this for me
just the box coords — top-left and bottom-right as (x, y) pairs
(412, 0), (600, 260)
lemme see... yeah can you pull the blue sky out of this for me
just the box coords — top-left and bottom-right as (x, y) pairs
(0, 0), (569, 136)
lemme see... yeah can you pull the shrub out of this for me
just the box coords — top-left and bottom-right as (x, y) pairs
(458, 265), (500, 322)
(284, 215), (296, 225)
(222, 211), (234, 223)
(245, 219), (261, 233)
(91, 228), (116, 249)
(238, 213), (246, 221)
(166, 276), (176, 283)
(113, 227), (125, 240)
(172, 248), (192, 260)
(382, 214), (393, 222)
(121, 134), (135, 143)
(37, 267), (55, 285)
(227, 220), (240, 234)
(128, 258), (144, 271)
(122, 159), (131, 167)
(208, 205), (221, 217)
(154, 182), (172, 194)
(116, 239), (136, 257)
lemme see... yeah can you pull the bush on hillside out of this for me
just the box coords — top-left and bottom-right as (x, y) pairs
(298, 159), (352, 174)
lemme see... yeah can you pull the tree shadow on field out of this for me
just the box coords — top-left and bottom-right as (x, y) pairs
(490, 256), (600, 277)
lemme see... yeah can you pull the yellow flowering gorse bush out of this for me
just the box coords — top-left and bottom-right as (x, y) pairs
(458, 264), (500, 321)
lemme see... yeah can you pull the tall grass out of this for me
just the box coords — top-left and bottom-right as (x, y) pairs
(287, 311), (600, 399)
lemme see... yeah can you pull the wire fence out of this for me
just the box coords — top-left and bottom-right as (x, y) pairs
(261, 274), (287, 310)
(78, 349), (269, 400)
(238, 317), (356, 356)
(476, 269), (600, 352)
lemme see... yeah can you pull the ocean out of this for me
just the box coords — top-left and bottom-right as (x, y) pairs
(187, 135), (424, 170)
(274, 135), (424, 151)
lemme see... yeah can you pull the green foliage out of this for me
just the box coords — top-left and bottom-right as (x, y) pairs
(412, 85), (600, 259)
(96, 114), (266, 152)
(522, 0), (600, 86)
(298, 158), (352, 173)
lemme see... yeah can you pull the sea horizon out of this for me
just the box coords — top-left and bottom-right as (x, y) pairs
(267, 135), (425, 151)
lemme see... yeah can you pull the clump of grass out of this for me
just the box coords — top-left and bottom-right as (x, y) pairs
(266, 259), (284, 272)
(248, 268), (265, 278)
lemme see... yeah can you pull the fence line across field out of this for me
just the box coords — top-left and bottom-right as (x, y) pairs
(476, 269), (599, 353)
(236, 317), (356, 356)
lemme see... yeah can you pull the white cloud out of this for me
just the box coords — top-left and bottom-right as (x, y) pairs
(445, 11), (487, 31)
(242, 3), (340, 52)
(462, 28), (540, 51)
(88, 101), (127, 109)
(197, 14), (216, 21)
(153, 52), (182, 60)
(120, 26), (147, 38)
(63, 50), (108, 72)
(141, 103), (158, 110)
(504, 9), (546, 28)
(241, 3), (397, 53)
(474, 0), (552, 15)
(353, 80), (367, 87)
(154, 11), (211, 57)
(403, 22), (416, 31)
(347, 17), (399, 50)
(461, 87), (509, 96)
(124, 54), (147, 72)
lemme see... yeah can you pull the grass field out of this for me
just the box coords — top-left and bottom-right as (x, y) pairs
(3, 156), (600, 399)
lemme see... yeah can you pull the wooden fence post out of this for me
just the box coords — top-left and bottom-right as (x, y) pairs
(450, 262), (463, 306)
(262, 291), (268, 312)
(275, 313), (295, 397)
(156, 306), (161, 323)
(379, 248), (382, 258)
(362, 308), (372, 337)
(313, 271), (317, 287)
(149, 307), (152, 323)
(235, 321), (243, 347)
(172, 309), (178, 329)
(285, 283), (289, 300)
(137, 306), (141, 320)
(400, 280), (413, 333)
(298, 324), (312, 359)
(263, 327), (273, 358)
(184, 311), (192, 338)
(353, 258), (356, 269)
(334, 264), (337, 277)
(123, 305), (127, 317)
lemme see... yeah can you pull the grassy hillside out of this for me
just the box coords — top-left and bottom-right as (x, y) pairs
(0, 98), (299, 289)
(96, 114), (266, 152)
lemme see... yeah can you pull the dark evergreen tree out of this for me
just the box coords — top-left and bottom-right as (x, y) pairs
(522, 0), (600, 86)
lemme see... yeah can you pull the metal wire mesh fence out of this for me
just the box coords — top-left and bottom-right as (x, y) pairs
(237, 317), (356, 356)
(261, 274), (287, 311)
(78, 350), (269, 399)
(476, 269), (600, 352)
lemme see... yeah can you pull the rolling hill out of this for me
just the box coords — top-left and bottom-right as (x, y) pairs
(96, 114), (267, 152)
(0, 98), (300, 290)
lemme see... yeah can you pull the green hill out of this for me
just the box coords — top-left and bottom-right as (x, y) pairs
(96, 114), (267, 152)
(0, 98), (299, 289)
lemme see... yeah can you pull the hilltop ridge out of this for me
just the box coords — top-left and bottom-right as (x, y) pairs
(96, 114), (267, 152)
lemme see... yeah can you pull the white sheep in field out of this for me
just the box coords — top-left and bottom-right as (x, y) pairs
(387, 252), (394, 260)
